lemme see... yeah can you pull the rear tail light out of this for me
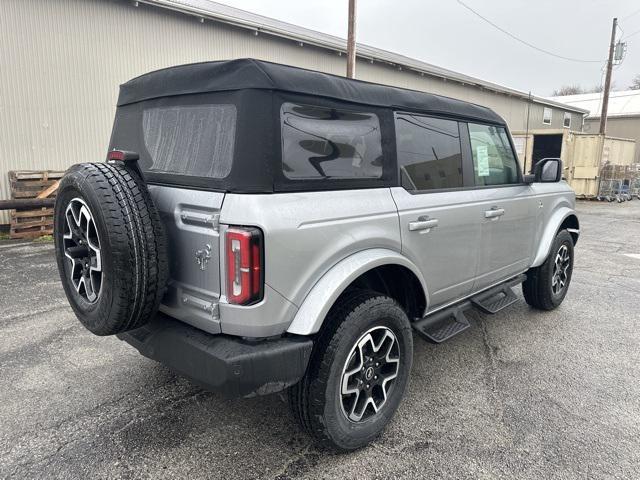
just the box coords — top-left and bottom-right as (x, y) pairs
(225, 226), (264, 305)
(107, 149), (139, 162)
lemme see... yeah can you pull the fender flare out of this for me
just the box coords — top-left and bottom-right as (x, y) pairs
(286, 248), (429, 336)
(531, 207), (579, 267)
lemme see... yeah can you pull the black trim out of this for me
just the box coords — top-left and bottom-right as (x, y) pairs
(459, 122), (475, 188)
(117, 313), (313, 398)
(400, 182), (531, 196)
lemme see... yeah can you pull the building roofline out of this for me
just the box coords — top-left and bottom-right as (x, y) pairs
(137, 0), (589, 115)
(585, 113), (640, 120)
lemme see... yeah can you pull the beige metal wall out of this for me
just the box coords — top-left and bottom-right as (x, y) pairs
(584, 117), (640, 163)
(564, 134), (636, 197)
(0, 0), (584, 224)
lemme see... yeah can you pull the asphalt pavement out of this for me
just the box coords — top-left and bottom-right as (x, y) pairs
(1, 200), (639, 479)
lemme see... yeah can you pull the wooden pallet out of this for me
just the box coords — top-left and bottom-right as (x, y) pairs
(8, 170), (63, 239)
(9, 170), (64, 199)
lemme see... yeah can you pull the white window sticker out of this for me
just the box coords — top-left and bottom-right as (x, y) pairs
(476, 145), (490, 177)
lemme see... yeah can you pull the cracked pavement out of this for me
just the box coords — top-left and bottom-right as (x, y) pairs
(1, 201), (639, 479)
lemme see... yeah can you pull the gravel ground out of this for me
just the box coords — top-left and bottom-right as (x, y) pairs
(1, 200), (639, 479)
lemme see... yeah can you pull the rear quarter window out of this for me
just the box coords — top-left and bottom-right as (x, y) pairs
(142, 104), (237, 179)
(280, 103), (383, 180)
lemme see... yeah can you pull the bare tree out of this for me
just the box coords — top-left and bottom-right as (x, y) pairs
(551, 85), (584, 96)
(552, 81), (621, 96)
(590, 81), (617, 93)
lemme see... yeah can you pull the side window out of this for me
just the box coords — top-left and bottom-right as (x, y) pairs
(468, 123), (520, 186)
(395, 114), (463, 191)
(280, 103), (383, 179)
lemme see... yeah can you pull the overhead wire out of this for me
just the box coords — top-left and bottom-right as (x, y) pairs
(455, 0), (605, 63)
(621, 7), (640, 21)
(621, 27), (640, 40)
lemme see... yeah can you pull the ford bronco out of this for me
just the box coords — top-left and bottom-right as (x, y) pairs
(54, 59), (579, 450)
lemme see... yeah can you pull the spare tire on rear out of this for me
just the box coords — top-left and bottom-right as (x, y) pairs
(54, 162), (169, 336)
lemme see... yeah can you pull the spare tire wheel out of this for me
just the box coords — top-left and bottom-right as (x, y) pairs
(54, 162), (169, 336)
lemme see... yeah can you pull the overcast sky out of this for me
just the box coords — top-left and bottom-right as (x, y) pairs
(215, 0), (640, 96)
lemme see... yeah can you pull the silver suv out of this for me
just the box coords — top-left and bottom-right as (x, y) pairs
(54, 59), (579, 451)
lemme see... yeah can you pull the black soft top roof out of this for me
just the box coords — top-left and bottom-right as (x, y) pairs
(117, 58), (505, 125)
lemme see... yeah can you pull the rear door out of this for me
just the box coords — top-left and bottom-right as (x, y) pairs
(465, 123), (536, 290)
(391, 113), (481, 311)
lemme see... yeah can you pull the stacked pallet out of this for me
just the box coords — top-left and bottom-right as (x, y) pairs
(9, 170), (64, 239)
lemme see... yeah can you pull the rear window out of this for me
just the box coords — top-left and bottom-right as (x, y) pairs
(142, 104), (236, 178)
(395, 114), (463, 191)
(280, 102), (383, 180)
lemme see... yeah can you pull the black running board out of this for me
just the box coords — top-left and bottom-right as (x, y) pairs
(470, 274), (526, 314)
(413, 302), (472, 343)
(413, 274), (527, 344)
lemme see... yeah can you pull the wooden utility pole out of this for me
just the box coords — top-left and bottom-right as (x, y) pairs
(346, 0), (357, 78)
(599, 17), (617, 134)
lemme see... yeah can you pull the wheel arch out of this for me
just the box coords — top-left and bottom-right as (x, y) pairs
(286, 248), (428, 335)
(531, 208), (580, 268)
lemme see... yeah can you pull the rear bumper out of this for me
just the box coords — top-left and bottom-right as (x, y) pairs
(117, 313), (313, 397)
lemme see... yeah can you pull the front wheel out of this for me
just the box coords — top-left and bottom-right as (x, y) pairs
(288, 291), (413, 451)
(523, 229), (574, 310)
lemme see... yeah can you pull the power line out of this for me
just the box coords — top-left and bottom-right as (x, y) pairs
(456, 0), (605, 63)
(621, 27), (640, 40)
(621, 7), (640, 21)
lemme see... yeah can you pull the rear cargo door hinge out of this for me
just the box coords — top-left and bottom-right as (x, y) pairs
(180, 212), (220, 232)
(181, 295), (220, 320)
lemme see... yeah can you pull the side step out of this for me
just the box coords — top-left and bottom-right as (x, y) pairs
(470, 274), (526, 314)
(413, 274), (527, 344)
(413, 302), (472, 344)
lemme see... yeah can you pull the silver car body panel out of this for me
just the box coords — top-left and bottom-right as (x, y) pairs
(148, 184), (225, 334)
(219, 188), (401, 304)
(528, 182), (578, 267)
(286, 248), (428, 336)
(469, 185), (537, 292)
(391, 187), (481, 310)
(149, 174), (576, 339)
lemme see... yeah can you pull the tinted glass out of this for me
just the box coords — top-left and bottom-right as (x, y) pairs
(281, 103), (383, 179)
(468, 123), (520, 186)
(142, 104), (236, 178)
(395, 114), (463, 191)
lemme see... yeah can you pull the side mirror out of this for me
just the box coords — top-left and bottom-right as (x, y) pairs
(528, 158), (562, 183)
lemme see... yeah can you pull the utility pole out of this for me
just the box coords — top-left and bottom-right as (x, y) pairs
(346, 0), (357, 78)
(599, 17), (617, 134)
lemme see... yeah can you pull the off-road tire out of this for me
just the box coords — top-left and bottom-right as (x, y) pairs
(523, 229), (574, 311)
(288, 290), (413, 451)
(54, 162), (168, 336)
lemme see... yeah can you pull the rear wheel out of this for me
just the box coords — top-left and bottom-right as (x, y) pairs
(288, 291), (413, 451)
(523, 229), (574, 310)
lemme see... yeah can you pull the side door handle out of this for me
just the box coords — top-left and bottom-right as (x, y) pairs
(484, 207), (505, 219)
(408, 217), (439, 232)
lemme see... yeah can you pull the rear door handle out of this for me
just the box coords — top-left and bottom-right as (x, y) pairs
(408, 217), (439, 231)
(484, 207), (505, 219)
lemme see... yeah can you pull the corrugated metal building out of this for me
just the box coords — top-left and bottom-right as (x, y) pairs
(552, 90), (640, 164)
(0, 0), (588, 224)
